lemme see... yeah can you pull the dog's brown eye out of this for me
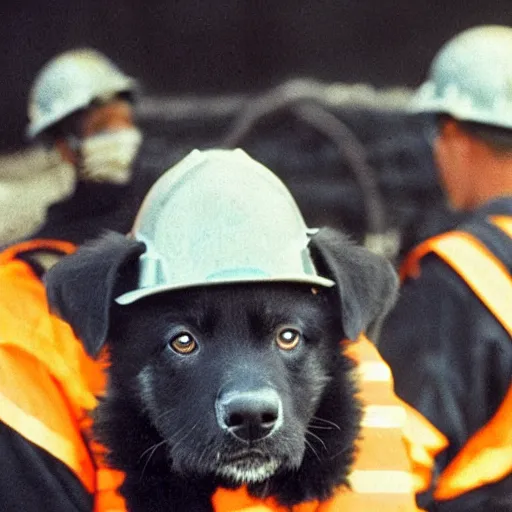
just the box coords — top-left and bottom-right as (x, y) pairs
(169, 333), (197, 354)
(276, 328), (301, 351)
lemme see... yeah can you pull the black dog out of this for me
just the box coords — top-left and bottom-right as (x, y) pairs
(45, 227), (397, 511)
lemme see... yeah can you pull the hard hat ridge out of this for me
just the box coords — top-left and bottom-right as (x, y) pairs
(115, 149), (334, 305)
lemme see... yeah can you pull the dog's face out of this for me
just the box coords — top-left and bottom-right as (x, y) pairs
(106, 283), (352, 485)
(45, 228), (398, 507)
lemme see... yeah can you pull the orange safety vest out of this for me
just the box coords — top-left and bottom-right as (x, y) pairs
(400, 215), (512, 502)
(0, 240), (420, 512)
(0, 239), (126, 512)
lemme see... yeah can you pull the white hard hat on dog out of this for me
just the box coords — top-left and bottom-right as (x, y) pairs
(115, 149), (334, 305)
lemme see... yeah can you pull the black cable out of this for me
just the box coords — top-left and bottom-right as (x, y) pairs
(291, 102), (387, 237)
(220, 79), (389, 239)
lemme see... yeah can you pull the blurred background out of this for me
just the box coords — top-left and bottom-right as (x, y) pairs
(1, 1), (511, 257)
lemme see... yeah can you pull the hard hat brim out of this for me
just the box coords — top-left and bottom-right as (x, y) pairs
(115, 273), (335, 305)
(26, 77), (136, 139)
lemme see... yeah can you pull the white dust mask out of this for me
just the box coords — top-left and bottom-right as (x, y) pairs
(80, 127), (142, 184)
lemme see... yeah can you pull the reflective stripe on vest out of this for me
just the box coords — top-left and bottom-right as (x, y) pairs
(213, 335), (422, 511)
(0, 241), (127, 511)
(0, 345), (96, 493)
(401, 217), (512, 500)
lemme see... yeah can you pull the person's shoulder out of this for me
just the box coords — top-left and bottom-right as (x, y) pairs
(402, 232), (465, 280)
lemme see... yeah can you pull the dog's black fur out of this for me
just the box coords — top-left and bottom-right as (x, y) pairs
(45, 228), (398, 512)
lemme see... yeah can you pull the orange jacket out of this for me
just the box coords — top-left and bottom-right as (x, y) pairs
(0, 239), (125, 512)
(399, 215), (512, 501)
(0, 239), (420, 512)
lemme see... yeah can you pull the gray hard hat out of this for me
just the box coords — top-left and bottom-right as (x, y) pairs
(115, 149), (334, 305)
(27, 48), (136, 139)
(411, 25), (512, 130)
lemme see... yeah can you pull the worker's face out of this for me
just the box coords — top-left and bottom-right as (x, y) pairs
(57, 99), (142, 184)
(81, 99), (135, 137)
(433, 121), (470, 211)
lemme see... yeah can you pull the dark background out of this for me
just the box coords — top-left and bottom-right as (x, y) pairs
(1, 1), (511, 151)
(1, 2), (510, 254)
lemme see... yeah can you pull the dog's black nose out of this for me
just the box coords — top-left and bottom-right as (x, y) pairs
(216, 389), (282, 442)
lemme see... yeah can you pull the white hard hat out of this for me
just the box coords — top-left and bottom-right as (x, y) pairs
(411, 25), (512, 130)
(27, 48), (136, 139)
(115, 149), (334, 305)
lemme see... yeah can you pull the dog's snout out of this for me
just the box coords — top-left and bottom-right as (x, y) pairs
(216, 388), (282, 442)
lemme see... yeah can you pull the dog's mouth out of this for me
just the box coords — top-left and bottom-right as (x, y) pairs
(215, 449), (281, 484)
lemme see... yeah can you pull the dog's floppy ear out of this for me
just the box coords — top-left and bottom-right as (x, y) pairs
(309, 227), (398, 341)
(45, 231), (146, 357)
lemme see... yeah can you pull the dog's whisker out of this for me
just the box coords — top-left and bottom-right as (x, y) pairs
(139, 439), (168, 481)
(170, 420), (201, 452)
(156, 407), (177, 422)
(307, 424), (335, 430)
(305, 429), (327, 451)
(328, 444), (352, 461)
(138, 439), (168, 462)
(197, 441), (212, 467)
(310, 416), (342, 431)
(167, 423), (190, 444)
(304, 438), (321, 461)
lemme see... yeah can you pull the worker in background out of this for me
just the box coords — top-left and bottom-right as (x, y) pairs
(0, 48), (143, 246)
(379, 25), (512, 512)
(0, 48), (142, 510)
